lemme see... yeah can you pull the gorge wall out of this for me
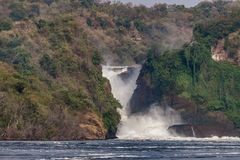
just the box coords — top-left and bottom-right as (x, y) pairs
(129, 15), (240, 138)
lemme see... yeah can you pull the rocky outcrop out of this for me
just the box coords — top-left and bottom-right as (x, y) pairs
(167, 96), (240, 137)
(118, 66), (139, 83)
(211, 40), (228, 62)
(78, 113), (107, 140)
(211, 31), (240, 65)
(129, 71), (159, 113)
(168, 124), (240, 138)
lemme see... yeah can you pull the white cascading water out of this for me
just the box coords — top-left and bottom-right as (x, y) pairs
(102, 65), (182, 140)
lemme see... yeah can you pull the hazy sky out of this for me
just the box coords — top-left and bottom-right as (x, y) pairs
(114, 0), (206, 7)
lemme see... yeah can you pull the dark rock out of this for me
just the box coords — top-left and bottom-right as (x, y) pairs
(129, 71), (159, 113)
(167, 96), (240, 137)
(118, 67), (135, 83)
(168, 124), (240, 138)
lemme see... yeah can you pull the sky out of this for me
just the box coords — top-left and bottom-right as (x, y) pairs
(113, 0), (207, 7)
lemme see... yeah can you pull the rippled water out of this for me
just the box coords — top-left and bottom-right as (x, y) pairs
(1, 140), (240, 160)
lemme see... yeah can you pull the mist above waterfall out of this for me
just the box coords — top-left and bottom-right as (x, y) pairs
(102, 65), (182, 139)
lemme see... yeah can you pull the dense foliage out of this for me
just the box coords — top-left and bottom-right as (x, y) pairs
(142, 13), (240, 128)
(0, 0), (124, 140)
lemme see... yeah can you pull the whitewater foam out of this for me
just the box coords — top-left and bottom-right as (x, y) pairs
(117, 104), (182, 139)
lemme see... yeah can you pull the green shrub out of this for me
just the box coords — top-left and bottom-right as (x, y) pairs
(0, 37), (23, 63)
(39, 54), (58, 78)
(224, 95), (240, 110)
(57, 54), (79, 74)
(207, 100), (225, 111)
(35, 19), (48, 30)
(0, 48), (13, 63)
(86, 17), (93, 27)
(80, 0), (95, 8)
(176, 72), (192, 91)
(13, 52), (33, 75)
(92, 51), (102, 65)
(97, 17), (109, 29)
(134, 19), (146, 32)
(116, 18), (131, 29)
(0, 19), (13, 31)
(226, 111), (240, 128)
(9, 4), (27, 21)
(7, 36), (22, 48)
(60, 89), (89, 110)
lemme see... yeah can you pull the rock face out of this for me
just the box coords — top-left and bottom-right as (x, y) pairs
(130, 71), (158, 113)
(78, 113), (107, 140)
(168, 97), (240, 138)
(168, 124), (240, 138)
(119, 67), (136, 83)
(211, 40), (228, 62)
(211, 31), (240, 64)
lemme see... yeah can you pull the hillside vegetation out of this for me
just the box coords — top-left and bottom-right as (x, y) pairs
(0, 0), (198, 140)
(1, 0), (240, 139)
(0, 0), (123, 140)
(130, 1), (240, 136)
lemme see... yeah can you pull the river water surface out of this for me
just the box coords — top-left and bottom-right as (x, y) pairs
(1, 139), (240, 160)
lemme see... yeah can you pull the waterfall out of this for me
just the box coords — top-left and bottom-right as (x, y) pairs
(102, 65), (182, 140)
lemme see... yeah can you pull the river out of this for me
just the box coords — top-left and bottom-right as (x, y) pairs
(1, 140), (240, 159)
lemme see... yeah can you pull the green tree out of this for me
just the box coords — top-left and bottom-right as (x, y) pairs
(92, 51), (102, 65)
(116, 18), (131, 29)
(134, 19), (146, 32)
(80, 0), (95, 8)
(86, 17), (93, 27)
(13, 52), (33, 74)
